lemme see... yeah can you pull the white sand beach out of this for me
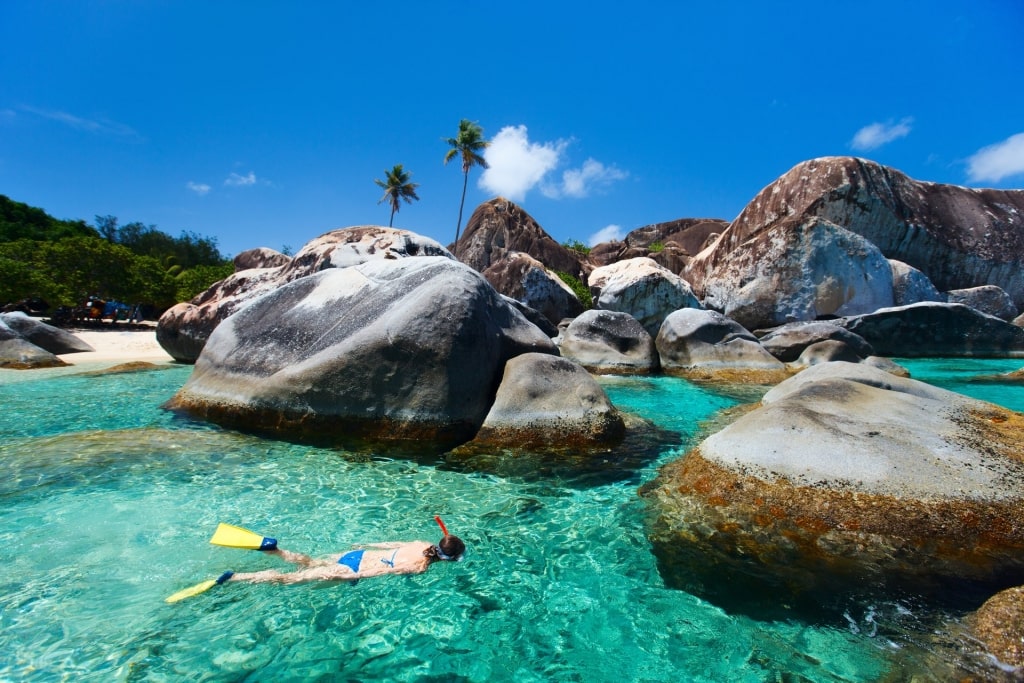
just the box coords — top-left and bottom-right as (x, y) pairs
(57, 323), (174, 363)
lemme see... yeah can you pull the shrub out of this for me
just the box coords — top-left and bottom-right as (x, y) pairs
(556, 271), (592, 310)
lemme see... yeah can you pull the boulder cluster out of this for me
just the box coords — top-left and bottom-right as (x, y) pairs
(150, 156), (1024, 668)
(0, 312), (93, 368)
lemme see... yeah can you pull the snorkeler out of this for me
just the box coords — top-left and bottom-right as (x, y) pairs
(165, 517), (465, 603)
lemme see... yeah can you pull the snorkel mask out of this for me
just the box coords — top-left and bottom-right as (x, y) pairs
(434, 515), (463, 561)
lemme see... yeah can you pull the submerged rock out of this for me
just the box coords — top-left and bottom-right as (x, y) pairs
(165, 257), (556, 451)
(968, 586), (1024, 669)
(558, 309), (658, 375)
(641, 361), (1024, 616)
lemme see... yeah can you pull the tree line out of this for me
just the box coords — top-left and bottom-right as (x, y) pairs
(0, 194), (234, 317)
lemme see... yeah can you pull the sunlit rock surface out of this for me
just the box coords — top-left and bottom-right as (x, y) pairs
(589, 257), (702, 336)
(641, 361), (1024, 616)
(969, 586), (1024, 669)
(687, 156), (1024, 318)
(157, 226), (451, 363)
(165, 257), (557, 451)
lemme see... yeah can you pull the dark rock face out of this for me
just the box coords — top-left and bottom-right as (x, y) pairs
(558, 309), (659, 374)
(589, 218), (728, 273)
(455, 198), (587, 280)
(165, 257), (558, 452)
(837, 302), (1024, 357)
(157, 226), (452, 363)
(233, 247), (291, 271)
(946, 285), (1019, 321)
(482, 251), (582, 326)
(689, 156), (1024, 312)
(641, 362), (1024, 617)
(758, 321), (874, 362)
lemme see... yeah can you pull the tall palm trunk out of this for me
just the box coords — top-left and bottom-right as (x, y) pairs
(454, 170), (469, 246)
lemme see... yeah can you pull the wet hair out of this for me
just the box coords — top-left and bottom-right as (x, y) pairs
(425, 534), (465, 561)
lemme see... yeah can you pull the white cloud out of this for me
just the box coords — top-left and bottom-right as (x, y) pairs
(20, 105), (139, 138)
(850, 117), (913, 151)
(546, 158), (628, 199)
(966, 132), (1024, 183)
(588, 224), (624, 246)
(187, 181), (211, 196)
(225, 171), (258, 187)
(479, 125), (567, 201)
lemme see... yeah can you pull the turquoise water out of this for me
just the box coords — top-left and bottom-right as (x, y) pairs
(1, 358), (1021, 681)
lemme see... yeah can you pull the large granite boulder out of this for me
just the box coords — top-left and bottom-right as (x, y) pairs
(945, 285), (1019, 321)
(889, 259), (943, 306)
(455, 197), (587, 280)
(689, 216), (895, 331)
(641, 361), (1024, 616)
(465, 353), (625, 450)
(589, 257), (702, 337)
(1, 312), (94, 354)
(688, 156), (1024, 311)
(558, 309), (658, 374)
(165, 257), (557, 451)
(837, 302), (1024, 357)
(482, 251), (582, 326)
(157, 226), (453, 363)
(758, 321), (874, 362)
(968, 586), (1024, 669)
(655, 308), (789, 384)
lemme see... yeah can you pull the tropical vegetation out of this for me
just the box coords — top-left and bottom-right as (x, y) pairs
(443, 119), (490, 245)
(373, 164), (420, 227)
(0, 194), (233, 317)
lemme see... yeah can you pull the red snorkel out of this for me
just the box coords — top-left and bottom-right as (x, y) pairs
(434, 515), (449, 537)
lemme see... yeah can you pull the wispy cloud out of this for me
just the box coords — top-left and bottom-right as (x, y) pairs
(19, 105), (140, 138)
(850, 117), (913, 151)
(479, 125), (566, 201)
(545, 158), (628, 199)
(187, 181), (211, 196)
(225, 171), (258, 187)
(588, 224), (624, 246)
(966, 132), (1024, 184)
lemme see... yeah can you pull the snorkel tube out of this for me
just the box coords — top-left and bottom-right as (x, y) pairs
(434, 515), (449, 537)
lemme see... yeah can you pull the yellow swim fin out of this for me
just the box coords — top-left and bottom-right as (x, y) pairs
(209, 523), (277, 551)
(164, 571), (234, 604)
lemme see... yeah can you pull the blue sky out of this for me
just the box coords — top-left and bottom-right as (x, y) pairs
(2, 1), (1022, 258)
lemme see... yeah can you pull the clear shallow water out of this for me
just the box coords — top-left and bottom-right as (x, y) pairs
(0, 358), (1020, 681)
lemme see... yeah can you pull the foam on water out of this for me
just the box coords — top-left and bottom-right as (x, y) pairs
(1, 360), (1019, 681)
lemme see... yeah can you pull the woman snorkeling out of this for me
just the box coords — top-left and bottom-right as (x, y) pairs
(166, 517), (465, 602)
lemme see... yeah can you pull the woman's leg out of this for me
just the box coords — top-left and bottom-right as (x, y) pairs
(264, 548), (318, 566)
(228, 564), (347, 585)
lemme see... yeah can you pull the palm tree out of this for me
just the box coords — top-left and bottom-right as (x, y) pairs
(443, 119), (490, 245)
(374, 164), (420, 227)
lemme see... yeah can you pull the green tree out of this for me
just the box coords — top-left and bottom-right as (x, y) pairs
(374, 164), (420, 227)
(443, 119), (489, 245)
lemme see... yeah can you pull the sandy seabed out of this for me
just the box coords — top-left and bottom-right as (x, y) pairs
(56, 323), (174, 364)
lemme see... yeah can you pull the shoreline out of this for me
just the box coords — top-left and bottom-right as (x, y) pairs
(56, 323), (175, 364)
